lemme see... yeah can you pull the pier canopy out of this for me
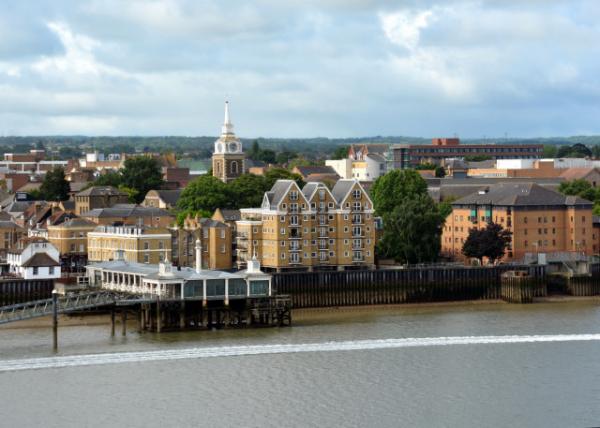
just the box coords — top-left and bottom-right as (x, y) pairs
(86, 258), (271, 301)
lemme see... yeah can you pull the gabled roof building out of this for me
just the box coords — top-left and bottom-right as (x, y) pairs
(236, 179), (376, 271)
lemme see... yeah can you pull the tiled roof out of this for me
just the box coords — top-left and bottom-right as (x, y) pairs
(559, 167), (598, 180)
(22, 253), (60, 268)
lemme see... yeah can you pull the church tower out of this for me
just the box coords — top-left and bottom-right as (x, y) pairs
(212, 101), (245, 183)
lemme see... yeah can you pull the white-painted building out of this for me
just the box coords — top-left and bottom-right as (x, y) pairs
(86, 243), (271, 302)
(326, 159), (353, 179)
(6, 238), (61, 280)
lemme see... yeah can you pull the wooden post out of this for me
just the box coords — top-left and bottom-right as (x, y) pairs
(179, 301), (186, 329)
(110, 306), (116, 336)
(156, 297), (162, 333)
(138, 306), (144, 333)
(121, 309), (127, 336)
(52, 290), (58, 351)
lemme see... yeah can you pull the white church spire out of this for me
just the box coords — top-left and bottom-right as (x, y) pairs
(221, 101), (234, 135)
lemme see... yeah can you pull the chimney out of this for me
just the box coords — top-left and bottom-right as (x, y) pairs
(195, 239), (202, 273)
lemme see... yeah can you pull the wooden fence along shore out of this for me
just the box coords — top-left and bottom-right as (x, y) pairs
(0, 279), (54, 306)
(2, 265), (600, 309)
(273, 265), (547, 308)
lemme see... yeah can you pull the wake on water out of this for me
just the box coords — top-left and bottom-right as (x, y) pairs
(1, 334), (600, 372)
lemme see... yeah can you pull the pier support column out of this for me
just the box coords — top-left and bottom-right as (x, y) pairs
(138, 307), (143, 333)
(121, 310), (127, 336)
(110, 306), (116, 337)
(179, 301), (186, 329)
(156, 298), (162, 333)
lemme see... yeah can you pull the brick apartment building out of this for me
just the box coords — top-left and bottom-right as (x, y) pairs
(441, 183), (594, 263)
(236, 179), (376, 271)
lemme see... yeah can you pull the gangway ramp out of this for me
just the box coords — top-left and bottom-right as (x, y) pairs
(0, 291), (120, 325)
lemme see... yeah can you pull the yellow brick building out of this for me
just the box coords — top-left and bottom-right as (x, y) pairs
(170, 215), (233, 270)
(47, 217), (97, 270)
(441, 183), (594, 263)
(88, 225), (172, 264)
(236, 179), (376, 271)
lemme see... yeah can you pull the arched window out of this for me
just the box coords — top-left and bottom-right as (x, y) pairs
(216, 162), (221, 174)
(231, 161), (238, 174)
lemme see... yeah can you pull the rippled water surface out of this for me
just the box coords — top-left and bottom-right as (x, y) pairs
(1, 301), (600, 427)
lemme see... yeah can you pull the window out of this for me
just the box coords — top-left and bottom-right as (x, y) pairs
(221, 245), (226, 253)
(49, 266), (54, 275)
(159, 241), (164, 250)
(220, 229), (226, 239)
(280, 228), (286, 235)
(280, 216), (285, 222)
(352, 189), (361, 199)
(144, 242), (150, 250)
(33, 267), (38, 275)
(290, 191), (298, 201)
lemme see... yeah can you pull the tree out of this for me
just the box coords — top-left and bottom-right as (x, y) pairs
(264, 168), (305, 189)
(39, 167), (70, 201)
(372, 170), (444, 264)
(557, 143), (592, 158)
(464, 155), (492, 162)
(371, 169), (428, 215)
(229, 174), (268, 208)
(558, 179), (600, 215)
(177, 175), (233, 215)
(462, 222), (512, 265)
(93, 171), (123, 188)
(331, 146), (349, 160)
(592, 145), (600, 159)
(434, 166), (446, 178)
(543, 145), (558, 158)
(121, 156), (164, 203)
(377, 194), (443, 264)
(258, 149), (276, 164)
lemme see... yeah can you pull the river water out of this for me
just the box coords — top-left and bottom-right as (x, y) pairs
(1, 301), (600, 427)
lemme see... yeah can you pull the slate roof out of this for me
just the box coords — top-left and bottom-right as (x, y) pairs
(81, 204), (173, 219)
(264, 180), (296, 209)
(152, 189), (181, 206)
(59, 217), (97, 228)
(217, 209), (241, 221)
(452, 183), (592, 207)
(4, 201), (33, 214)
(366, 153), (387, 163)
(294, 165), (337, 177)
(76, 186), (127, 197)
(22, 253), (60, 268)
(331, 179), (357, 204)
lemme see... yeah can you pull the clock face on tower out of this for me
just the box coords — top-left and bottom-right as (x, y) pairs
(228, 142), (238, 152)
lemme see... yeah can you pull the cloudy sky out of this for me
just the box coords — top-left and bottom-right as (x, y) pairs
(1, 0), (599, 138)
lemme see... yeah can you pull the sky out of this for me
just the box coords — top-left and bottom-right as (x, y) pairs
(0, 0), (599, 138)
